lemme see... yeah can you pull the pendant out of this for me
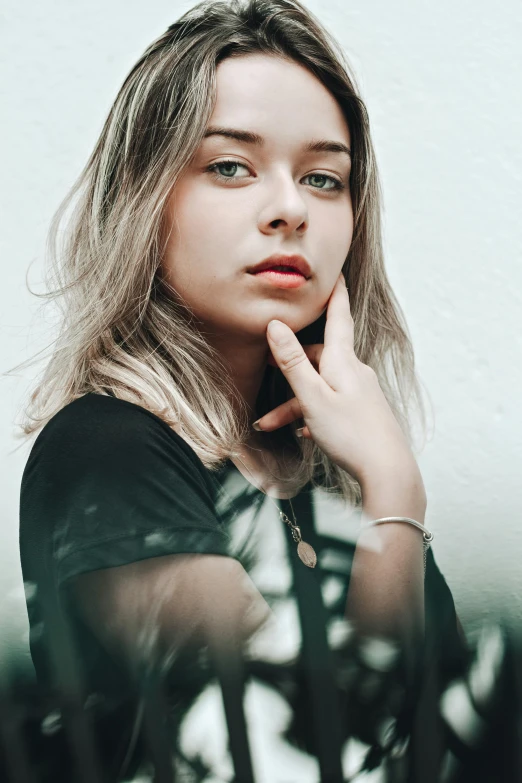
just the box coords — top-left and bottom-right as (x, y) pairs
(297, 540), (317, 569)
(279, 511), (317, 568)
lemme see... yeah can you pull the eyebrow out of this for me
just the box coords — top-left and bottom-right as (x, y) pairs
(203, 126), (352, 160)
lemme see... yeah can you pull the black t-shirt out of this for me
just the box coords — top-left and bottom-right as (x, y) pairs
(19, 392), (466, 780)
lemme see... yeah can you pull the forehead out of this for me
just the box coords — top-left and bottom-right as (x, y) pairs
(210, 53), (351, 147)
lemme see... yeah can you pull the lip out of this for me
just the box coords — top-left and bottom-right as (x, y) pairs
(248, 254), (312, 279)
(249, 269), (308, 289)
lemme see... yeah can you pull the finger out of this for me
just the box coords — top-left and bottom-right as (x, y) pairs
(254, 396), (303, 432)
(296, 425), (312, 439)
(267, 343), (323, 368)
(323, 272), (354, 352)
(266, 320), (324, 405)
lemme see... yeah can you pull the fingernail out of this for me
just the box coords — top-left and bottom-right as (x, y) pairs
(296, 427), (304, 438)
(252, 419), (263, 431)
(267, 320), (286, 344)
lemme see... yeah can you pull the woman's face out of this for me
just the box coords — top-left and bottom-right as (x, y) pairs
(161, 53), (353, 340)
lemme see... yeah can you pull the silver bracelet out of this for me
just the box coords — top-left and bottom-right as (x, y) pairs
(360, 516), (434, 576)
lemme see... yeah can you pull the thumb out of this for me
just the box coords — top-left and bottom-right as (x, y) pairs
(266, 320), (322, 400)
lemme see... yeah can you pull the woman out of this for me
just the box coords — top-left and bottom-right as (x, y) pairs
(19, 0), (466, 779)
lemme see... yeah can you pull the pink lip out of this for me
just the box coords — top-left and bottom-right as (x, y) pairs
(249, 269), (308, 289)
(248, 254), (312, 278)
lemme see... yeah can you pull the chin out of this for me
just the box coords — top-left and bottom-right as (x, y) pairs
(221, 303), (320, 338)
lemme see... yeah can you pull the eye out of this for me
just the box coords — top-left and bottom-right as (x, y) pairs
(206, 159), (347, 192)
(303, 173), (346, 192)
(207, 159), (251, 182)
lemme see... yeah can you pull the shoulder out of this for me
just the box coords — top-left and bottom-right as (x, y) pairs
(20, 394), (232, 589)
(21, 393), (223, 515)
(34, 393), (197, 458)
(25, 392), (205, 476)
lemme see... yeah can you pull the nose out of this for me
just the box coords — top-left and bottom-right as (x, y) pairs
(258, 171), (308, 235)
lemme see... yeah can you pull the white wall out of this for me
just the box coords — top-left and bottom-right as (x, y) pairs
(2, 0), (521, 664)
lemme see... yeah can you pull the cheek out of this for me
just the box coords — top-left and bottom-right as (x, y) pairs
(314, 205), (353, 296)
(167, 182), (245, 257)
(316, 192), (353, 239)
(320, 204), (353, 268)
(161, 192), (239, 295)
(334, 197), (354, 246)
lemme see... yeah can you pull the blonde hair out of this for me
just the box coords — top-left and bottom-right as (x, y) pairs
(20, 0), (426, 506)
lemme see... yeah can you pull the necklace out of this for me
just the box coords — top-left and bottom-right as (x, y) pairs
(234, 452), (318, 569)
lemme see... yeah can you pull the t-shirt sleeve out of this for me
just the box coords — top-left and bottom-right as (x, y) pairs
(20, 393), (232, 589)
(424, 547), (468, 680)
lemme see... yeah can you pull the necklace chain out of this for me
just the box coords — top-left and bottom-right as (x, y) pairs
(234, 453), (318, 568)
(234, 453), (430, 575)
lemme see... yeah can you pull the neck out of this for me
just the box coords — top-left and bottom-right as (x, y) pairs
(204, 329), (271, 422)
(202, 328), (303, 495)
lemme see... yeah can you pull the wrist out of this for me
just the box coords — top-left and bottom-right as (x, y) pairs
(360, 470), (427, 524)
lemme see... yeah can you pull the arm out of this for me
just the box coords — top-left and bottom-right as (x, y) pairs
(71, 553), (272, 676)
(345, 467), (427, 644)
(257, 275), (429, 648)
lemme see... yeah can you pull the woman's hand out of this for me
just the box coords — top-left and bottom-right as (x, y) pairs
(258, 272), (427, 642)
(256, 272), (423, 493)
